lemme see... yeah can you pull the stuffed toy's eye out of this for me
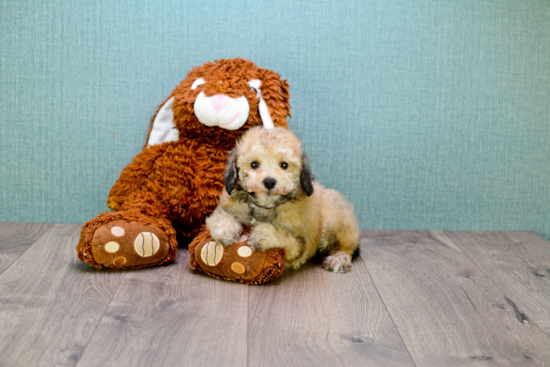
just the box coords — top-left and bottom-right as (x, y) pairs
(191, 77), (206, 90)
(248, 80), (262, 99)
(249, 86), (261, 99)
(251, 161), (259, 169)
(280, 162), (288, 169)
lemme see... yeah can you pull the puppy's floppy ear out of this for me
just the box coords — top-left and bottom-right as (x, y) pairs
(224, 148), (238, 195)
(300, 151), (314, 196)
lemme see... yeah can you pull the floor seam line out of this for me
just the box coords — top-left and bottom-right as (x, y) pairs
(358, 242), (418, 367)
(74, 274), (125, 367)
(0, 223), (55, 280)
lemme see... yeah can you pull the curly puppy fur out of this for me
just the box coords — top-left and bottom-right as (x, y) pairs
(206, 127), (360, 273)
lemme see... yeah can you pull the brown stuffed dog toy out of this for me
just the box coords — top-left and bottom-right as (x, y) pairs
(77, 58), (289, 284)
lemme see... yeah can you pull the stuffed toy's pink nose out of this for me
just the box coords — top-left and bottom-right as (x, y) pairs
(211, 95), (229, 111)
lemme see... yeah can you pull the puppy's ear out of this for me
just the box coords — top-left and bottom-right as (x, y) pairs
(300, 151), (314, 196)
(224, 148), (238, 195)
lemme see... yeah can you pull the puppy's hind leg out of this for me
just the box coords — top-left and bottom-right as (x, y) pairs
(320, 191), (360, 274)
(322, 229), (359, 273)
(322, 251), (352, 273)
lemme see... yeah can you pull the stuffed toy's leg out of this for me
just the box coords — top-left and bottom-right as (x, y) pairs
(77, 208), (178, 270)
(188, 226), (285, 284)
(76, 142), (223, 270)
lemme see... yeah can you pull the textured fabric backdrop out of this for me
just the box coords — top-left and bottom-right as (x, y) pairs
(1, 0), (549, 238)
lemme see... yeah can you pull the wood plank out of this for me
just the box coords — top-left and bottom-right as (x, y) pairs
(362, 230), (550, 366)
(0, 223), (124, 367)
(504, 232), (550, 287)
(442, 231), (550, 338)
(76, 250), (248, 367)
(0, 222), (53, 275)
(247, 253), (415, 366)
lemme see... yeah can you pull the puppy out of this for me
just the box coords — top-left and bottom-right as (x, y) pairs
(205, 126), (360, 273)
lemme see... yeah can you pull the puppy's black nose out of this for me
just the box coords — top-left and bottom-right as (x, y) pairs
(263, 177), (277, 190)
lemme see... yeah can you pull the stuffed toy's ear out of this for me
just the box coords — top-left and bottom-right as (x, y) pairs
(300, 151), (314, 196)
(224, 148), (238, 194)
(256, 69), (291, 128)
(248, 80), (274, 129)
(147, 97), (179, 146)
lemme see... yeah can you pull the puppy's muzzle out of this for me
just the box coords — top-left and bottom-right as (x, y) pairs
(263, 177), (277, 190)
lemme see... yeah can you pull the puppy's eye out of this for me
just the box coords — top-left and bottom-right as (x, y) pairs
(251, 161), (259, 169)
(280, 162), (288, 169)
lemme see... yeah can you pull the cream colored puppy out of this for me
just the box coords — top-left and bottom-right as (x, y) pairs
(206, 126), (360, 273)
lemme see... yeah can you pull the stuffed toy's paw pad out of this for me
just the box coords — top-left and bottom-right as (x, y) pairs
(90, 220), (171, 269)
(191, 233), (285, 284)
(195, 236), (265, 278)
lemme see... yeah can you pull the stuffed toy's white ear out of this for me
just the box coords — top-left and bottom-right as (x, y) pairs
(258, 97), (274, 129)
(147, 97), (179, 146)
(248, 80), (274, 129)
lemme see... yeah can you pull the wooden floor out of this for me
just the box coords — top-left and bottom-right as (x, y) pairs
(1, 224), (549, 366)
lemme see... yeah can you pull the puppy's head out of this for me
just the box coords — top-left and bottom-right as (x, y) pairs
(225, 127), (314, 209)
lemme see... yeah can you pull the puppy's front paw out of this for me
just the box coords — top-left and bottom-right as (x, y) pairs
(206, 210), (243, 246)
(248, 223), (276, 252)
(322, 251), (352, 274)
(210, 226), (242, 246)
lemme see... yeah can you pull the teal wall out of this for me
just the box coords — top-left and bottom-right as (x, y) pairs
(1, 0), (549, 238)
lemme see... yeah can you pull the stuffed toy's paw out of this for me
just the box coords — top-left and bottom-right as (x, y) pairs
(189, 230), (285, 284)
(77, 211), (178, 269)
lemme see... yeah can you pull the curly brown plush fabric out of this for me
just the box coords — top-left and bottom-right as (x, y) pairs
(76, 58), (290, 276)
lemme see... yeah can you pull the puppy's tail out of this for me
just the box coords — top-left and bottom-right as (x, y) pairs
(350, 245), (360, 260)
